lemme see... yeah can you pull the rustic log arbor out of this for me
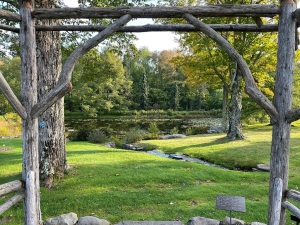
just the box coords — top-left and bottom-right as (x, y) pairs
(0, 1), (300, 225)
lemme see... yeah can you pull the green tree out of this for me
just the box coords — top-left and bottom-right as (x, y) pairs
(65, 49), (132, 115)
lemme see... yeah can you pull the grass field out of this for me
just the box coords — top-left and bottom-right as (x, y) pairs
(0, 123), (299, 224)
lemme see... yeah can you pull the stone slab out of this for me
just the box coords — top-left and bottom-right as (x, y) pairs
(116, 221), (184, 225)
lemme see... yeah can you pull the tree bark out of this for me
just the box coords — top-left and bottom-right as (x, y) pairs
(35, 0), (66, 189)
(227, 68), (244, 140)
(222, 86), (229, 132)
(268, 0), (296, 224)
(20, 2), (41, 224)
(32, 5), (279, 20)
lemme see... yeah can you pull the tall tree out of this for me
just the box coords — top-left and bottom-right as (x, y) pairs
(35, 0), (66, 189)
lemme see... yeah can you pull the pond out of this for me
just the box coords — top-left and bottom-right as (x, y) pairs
(65, 117), (222, 135)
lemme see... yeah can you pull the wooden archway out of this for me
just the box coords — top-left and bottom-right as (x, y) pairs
(0, 1), (300, 224)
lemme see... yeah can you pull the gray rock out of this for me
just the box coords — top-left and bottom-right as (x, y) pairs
(78, 216), (109, 225)
(187, 216), (220, 225)
(221, 217), (245, 225)
(256, 164), (270, 172)
(105, 142), (116, 148)
(207, 126), (224, 134)
(250, 223), (266, 225)
(45, 212), (78, 225)
(122, 143), (144, 151)
(115, 221), (183, 225)
(159, 134), (186, 139)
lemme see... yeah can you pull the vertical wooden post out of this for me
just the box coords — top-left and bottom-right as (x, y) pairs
(268, 0), (296, 224)
(20, 2), (41, 224)
(269, 178), (283, 225)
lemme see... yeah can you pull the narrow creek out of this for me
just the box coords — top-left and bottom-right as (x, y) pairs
(146, 150), (227, 170)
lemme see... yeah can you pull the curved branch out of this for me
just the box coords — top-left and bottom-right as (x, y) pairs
(0, 24), (19, 32)
(30, 14), (132, 118)
(0, 71), (27, 120)
(183, 13), (279, 122)
(286, 108), (300, 123)
(0, 8), (20, 22)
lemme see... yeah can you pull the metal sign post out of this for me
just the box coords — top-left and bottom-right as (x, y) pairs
(216, 195), (246, 225)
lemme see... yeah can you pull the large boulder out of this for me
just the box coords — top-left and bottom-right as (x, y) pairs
(159, 134), (186, 139)
(187, 216), (220, 225)
(77, 216), (110, 225)
(45, 212), (78, 225)
(207, 126), (223, 134)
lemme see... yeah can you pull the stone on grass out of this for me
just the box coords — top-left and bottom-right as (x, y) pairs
(115, 221), (184, 225)
(45, 212), (78, 225)
(256, 164), (270, 172)
(159, 134), (186, 139)
(78, 216), (109, 225)
(220, 217), (245, 225)
(207, 126), (223, 134)
(187, 216), (220, 225)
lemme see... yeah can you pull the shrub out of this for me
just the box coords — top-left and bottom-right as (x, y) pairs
(147, 122), (160, 139)
(87, 129), (108, 144)
(124, 127), (145, 143)
(67, 127), (90, 141)
(170, 127), (179, 135)
(110, 136), (124, 149)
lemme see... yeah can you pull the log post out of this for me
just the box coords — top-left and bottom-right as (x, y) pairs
(269, 178), (283, 225)
(0, 192), (25, 215)
(20, 2), (41, 224)
(0, 180), (24, 197)
(268, 0), (296, 224)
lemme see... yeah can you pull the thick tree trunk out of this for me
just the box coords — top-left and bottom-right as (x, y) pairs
(227, 69), (244, 140)
(222, 85), (229, 132)
(35, 0), (66, 189)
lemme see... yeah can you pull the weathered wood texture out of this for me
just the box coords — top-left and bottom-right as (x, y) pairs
(182, 13), (279, 122)
(0, 192), (25, 215)
(0, 180), (24, 197)
(0, 24), (20, 32)
(20, 2), (41, 224)
(35, 24), (279, 32)
(286, 108), (300, 123)
(268, 0), (296, 224)
(282, 201), (300, 219)
(286, 189), (300, 202)
(0, 8), (20, 21)
(25, 171), (37, 225)
(32, 5), (279, 20)
(0, 72), (27, 119)
(268, 178), (283, 225)
(31, 14), (132, 118)
(1, 24), (280, 33)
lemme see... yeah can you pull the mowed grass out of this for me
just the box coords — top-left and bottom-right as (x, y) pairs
(0, 123), (299, 224)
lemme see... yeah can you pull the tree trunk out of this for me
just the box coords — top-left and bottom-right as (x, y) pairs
(227, 68), (244, 140)
(268, 1), (296, 224)
(222, 85), (229, 132)
(35, 0), (66, 189)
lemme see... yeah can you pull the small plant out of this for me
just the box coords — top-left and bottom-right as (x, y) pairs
(147, 122), (160, 139)
(87, 129), (108, 144)
(124, 127), (145, 143)
(110, 136), (124, 149)
(185, 127), (194, 136)
(67, 127), (90, 141)
(170, 127), (179, 135)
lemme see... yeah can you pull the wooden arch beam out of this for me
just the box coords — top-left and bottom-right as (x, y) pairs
(32, 5), (279, 20)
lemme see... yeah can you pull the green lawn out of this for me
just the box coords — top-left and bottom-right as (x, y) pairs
(0, 124), (299, 224)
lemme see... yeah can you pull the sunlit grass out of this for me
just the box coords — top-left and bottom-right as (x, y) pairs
(0, 124), (299, 224)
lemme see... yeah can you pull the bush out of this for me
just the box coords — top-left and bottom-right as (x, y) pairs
(67, 127), (90, 141)
(87, 129), (108, 144)
(110, 136), (124, 149)
(147, 122), (160, 139)
(170, 127), (179, 135)
(185, 126), (210, 135)
(124, 127), (145, 143)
